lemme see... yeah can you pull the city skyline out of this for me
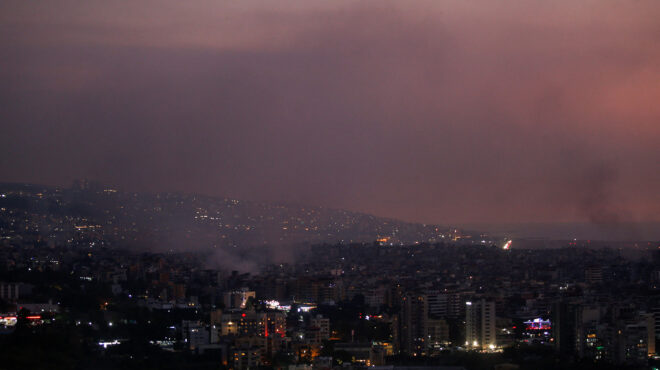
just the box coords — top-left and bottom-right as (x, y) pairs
(2, 2), (659, 368)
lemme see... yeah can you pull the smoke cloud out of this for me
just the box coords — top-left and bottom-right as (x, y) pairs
(1, 0), (659, 229)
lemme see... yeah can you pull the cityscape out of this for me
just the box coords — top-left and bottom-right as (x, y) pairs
(0, 183), (658, 369)
(2, 1), (660, 369)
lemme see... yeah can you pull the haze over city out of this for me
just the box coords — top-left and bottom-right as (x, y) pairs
(2, 2), (660, 370)
(2, 0), (659, 228)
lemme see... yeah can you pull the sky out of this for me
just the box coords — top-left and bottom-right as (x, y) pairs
(1, 0), (659, 226)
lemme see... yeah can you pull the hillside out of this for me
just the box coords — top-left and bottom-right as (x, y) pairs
(0, 182), (455, 253)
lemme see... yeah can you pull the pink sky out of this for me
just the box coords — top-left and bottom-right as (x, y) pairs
(1, 0), (659, 224)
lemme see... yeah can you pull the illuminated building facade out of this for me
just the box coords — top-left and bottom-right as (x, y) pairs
(465, 299), (496, 350)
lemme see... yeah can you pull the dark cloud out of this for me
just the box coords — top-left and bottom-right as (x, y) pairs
(1, 0), (659, 226)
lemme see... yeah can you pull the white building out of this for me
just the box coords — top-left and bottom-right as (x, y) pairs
(465, 299), (496, 350)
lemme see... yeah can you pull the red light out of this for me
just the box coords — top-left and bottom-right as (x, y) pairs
(512, 326), (516, 329)
(26, 315), (41, 320)
(241, 313), (246, 317)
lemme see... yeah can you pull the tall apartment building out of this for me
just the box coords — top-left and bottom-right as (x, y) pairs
(426, 290), (465, 318)
(399, 293), (428, 355)
(465, 299), (496, 350)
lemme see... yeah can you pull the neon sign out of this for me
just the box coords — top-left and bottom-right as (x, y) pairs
(524, 318), (551, 330)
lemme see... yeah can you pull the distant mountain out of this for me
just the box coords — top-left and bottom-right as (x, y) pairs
(0, 182), (457, 253)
